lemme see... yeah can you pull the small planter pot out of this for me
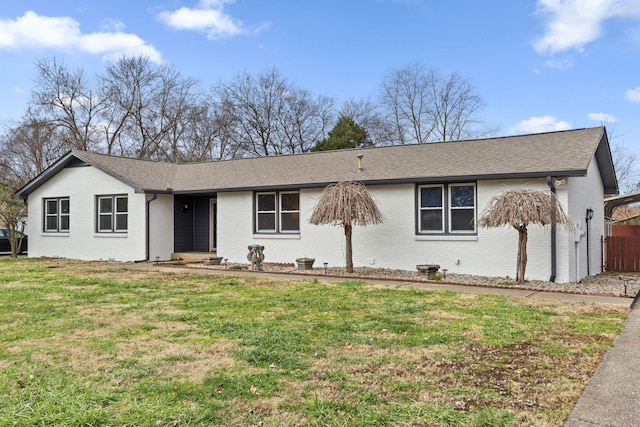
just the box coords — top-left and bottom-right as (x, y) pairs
(203, 256), (223, 266)
(296, 257), (315, 270)
(416, 264), (440, 275)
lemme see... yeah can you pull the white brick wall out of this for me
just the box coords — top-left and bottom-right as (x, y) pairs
(148, 194), (174, 261)
(564, 159), (605, 282)
(28, 166), (147, 261)
(27, 162), (606, 282)
(216, 179), (592, 282)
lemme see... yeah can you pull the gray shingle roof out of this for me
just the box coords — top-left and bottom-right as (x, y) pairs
(16, 127), (619, 198)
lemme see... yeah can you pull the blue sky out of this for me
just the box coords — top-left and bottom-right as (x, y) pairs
(1, 0), (639, 152)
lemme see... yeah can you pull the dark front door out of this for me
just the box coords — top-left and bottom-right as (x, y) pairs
(174, 195), (210, 252)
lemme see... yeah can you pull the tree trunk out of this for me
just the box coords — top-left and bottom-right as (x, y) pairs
(344, 223), (353, 273)
(516, 225), (528, 283)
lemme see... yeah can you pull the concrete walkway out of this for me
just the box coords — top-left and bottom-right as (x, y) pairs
(127, 262), (633, 307)
(565, 304), (640, 426)
(127, 263), (638, 425)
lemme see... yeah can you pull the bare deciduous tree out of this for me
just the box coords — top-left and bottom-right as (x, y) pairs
(212, 68), (288, 157)
(98, 56), (199, 160)
(380, 62), (489, 143)
(309, 181), (383, 272)
(278, 89), (334, 153)
(339, 98), (394, 146)
(213, 67), (334, 156)
(0, 183), (27, 258)
(478, 189), (568, 283)
(30, 57), (104, 151)
(0, 117), (66, 188)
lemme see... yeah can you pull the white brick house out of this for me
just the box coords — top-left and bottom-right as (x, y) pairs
(15, 127), (617, 283)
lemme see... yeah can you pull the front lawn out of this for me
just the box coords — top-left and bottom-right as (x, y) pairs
(0, 258), (628, 426)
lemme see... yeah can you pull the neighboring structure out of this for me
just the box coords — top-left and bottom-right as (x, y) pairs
(15, 127), (617, 283)
(611, 206), (640, 225)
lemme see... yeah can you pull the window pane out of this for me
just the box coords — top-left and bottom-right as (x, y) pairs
(451, 185), (474, 208)
(99, 198), (113, 214)
(99, 215), (112, 231)
(420, 210), (443, 232)
(421, 187), (442, 208)
(451, 209), (475, 231)
(46, 200), (58, 214)
(115, 213), (128, 231)
(60, 215), (70, 231)
(257, 194), (276, 211)
(281, 193), (299, 211)
(116, 197), (128, 213)
(61, 199), (70, 214)
(257, 213), (276, 231)
(46, 216), (58, 231)
(281, 212), (300, 231)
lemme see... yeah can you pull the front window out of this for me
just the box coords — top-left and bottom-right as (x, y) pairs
(97, 195), (128, 232)
(449, 184), (475, 232)
(418, 183), (476, 234)
(255, 191), (300, 233)
(44, 197), (70, 232)
(419, 185), (444, 232)
(280, 192), (300, 232)
(256, 193), (277, 232)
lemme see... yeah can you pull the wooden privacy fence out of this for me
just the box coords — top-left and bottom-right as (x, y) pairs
(612, 224), (640, 236)
(605, 235), (640, 272)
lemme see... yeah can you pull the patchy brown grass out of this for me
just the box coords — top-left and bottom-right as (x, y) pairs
(0, 258), (628, 426)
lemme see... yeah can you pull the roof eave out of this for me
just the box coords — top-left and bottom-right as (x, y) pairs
(14, 150), (75, 199)
(14, 151), (147, 199)
(175, 170), (588, 193)
(594, 128), (619, 196)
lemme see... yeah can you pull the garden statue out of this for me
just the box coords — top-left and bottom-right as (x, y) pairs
(247, 245), (265, 270)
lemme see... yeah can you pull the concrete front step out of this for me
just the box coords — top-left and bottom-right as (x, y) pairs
(170, 252), (217, 262)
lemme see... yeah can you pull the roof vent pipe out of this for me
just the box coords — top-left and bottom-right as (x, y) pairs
(357, 154), (363, 171)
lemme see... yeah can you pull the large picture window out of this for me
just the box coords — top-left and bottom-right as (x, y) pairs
(418, 183), (476, 234)
(97, 195), (128, 232)
(44, 197), (70, 232)
(255, 191), (300, 233)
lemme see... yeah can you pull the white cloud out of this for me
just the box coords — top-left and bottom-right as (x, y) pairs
(0, 11), (162, 63)
(542, 57), (574, 69)
(100, 18), (125, 32)
(157, 0), (268, 39)
(533, 0), (640, 55)
(510, 116), (572, 134)
(626, 86), (640, 102)
(588, 112), (618, 123)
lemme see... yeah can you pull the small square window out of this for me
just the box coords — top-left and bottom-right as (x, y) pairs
(97, 195), (127, 233)
(43, 197), (70, 232)
(417, 183), (476, 234)
(255, 191), (300, 233)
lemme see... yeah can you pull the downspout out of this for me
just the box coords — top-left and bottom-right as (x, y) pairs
(546, 177), (557, 282)
(585, 208), (594, 276)
(146, 193), (158, 261)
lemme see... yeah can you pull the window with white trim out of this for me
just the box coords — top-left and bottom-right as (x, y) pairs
(418, 183), (476, 234)
(97, 195), (128, 232)
(449, 184), (476, 232)
(44, 197), (70, 232)
(255, 191), (300, 233)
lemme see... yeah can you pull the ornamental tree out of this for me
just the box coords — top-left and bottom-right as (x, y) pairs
(478, 188), (568, 283)
(309, 181), (383, 272)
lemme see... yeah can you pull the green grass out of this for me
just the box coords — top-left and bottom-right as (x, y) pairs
(0, 257), (628, 426)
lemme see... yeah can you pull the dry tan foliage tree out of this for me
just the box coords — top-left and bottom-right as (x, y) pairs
(309, 181), (383, 272)
(478, 189), (568, 283)
(0, 183), (27, 258)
